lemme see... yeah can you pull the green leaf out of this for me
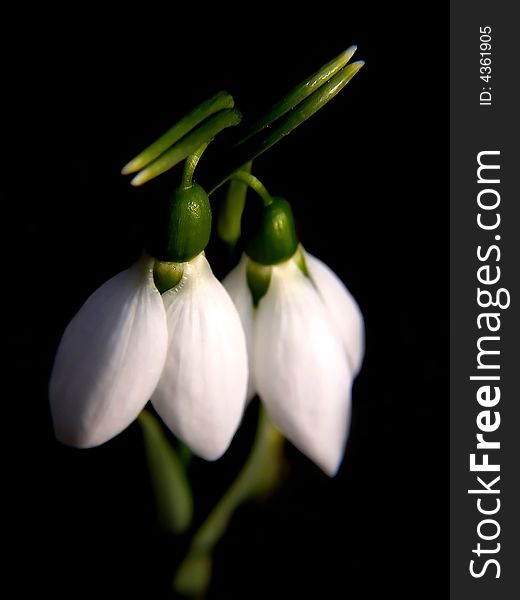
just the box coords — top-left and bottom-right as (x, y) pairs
(239, 45), (357, 142)
(206, 57), (364, 193)
(251, 60), (365, 159)
(130, 108), (242, 186)
(121, 91), (234, 175)
(138, 410), (193, 534)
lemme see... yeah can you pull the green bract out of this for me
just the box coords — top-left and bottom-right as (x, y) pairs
(147, 183), (212, 263)
(245, 197), (298, 265)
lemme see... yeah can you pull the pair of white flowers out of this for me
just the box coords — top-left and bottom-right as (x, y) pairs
(50, 247), (363, 476)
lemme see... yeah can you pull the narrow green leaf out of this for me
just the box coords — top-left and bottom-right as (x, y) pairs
(239, 45), (357, 142)
(121, 91), (234, 174)
(253, 60), (365, 159)
(138, 410), (193, 534)
(131, 108), (242, 186)
(206, 59), (364, 193)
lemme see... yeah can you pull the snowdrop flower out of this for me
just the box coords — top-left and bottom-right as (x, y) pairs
(50, 183), (248, 460)
(223, 196), (364, 476)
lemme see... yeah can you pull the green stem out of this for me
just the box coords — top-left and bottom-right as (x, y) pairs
(182, 143), (210, 189)
(229, 170), (273, 206)
(173, 406), (284, 597)
(194, 407), (281, 547)
(217, 160), (253, 246)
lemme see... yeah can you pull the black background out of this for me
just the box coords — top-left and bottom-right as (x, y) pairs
(9, 4), (448, 598)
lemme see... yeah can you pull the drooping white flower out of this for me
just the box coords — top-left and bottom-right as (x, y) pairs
(50, 253), (248, 458)
(151, 253), (248, 460)
(223, 247), (364, 476)
(49, 255), (168, 448)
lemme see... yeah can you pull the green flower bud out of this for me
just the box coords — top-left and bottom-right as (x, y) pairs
(147, 183), (212, 263)
(245, 197), (298, 265)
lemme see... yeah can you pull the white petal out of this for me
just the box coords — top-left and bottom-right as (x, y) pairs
(49, 255), (168, 448)
(222, 254), (256, 401)
(304, 251), (365, 376)
(254, 259), (352, 476)
(151, 254), (248, 461)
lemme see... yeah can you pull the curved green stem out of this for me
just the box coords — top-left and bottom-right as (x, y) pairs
(182, 143), (210, 189)
(217, 160), (253, 246)
(230, 170), (273, 206)
(192, 408), (282, 548)
(173, 406), (284, 597)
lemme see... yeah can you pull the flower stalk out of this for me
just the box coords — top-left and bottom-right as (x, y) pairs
(217, 160), (253, 247)
(173, 405), (284, 597)
(181, 143), (210, 190)
(229, 170), (273, 206)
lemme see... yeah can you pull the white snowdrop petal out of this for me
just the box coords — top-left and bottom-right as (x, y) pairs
(222, 254), (256, 401)
(254, 259), (352, 476)
(152, 254), (248, 461)
(304, 251), (365, 376)
(49, 256), (168, 448)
